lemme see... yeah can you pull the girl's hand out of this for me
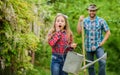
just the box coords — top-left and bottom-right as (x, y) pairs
(56, 26), (61, 32)
(71, 43), (77, 49)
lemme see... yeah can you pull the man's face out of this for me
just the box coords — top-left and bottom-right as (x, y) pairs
(88, 10), (97, 18)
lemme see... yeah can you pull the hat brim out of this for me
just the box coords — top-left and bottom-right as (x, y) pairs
(86, 8), (99, 11)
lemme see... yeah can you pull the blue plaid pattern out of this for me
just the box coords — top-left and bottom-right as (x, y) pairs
(83, 16), (109, 52)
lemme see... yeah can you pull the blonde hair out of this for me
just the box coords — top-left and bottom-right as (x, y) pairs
(48, 13), (73, 43)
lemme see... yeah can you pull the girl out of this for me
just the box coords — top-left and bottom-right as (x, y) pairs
(47, 13), (77, 75)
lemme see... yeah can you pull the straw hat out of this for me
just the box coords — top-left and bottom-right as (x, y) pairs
(87, 4), (99, 10)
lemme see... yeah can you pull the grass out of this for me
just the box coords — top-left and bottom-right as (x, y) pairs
(26, 66), (50, 75)
(26, 65), (117, 75)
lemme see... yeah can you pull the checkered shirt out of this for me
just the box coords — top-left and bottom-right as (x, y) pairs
(83, 16), (110, 52)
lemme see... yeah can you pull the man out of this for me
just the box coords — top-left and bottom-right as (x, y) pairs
(77, 4), (110, 75)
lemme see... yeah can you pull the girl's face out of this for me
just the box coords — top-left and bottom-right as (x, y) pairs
(55, 16), (66, 31)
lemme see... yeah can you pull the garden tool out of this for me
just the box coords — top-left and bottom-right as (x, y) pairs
(63, 51), (107, 74)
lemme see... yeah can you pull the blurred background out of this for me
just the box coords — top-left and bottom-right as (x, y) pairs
(0, 0), (120, 75)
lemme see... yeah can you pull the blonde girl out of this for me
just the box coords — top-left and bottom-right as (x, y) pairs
(48, 13), (76, 75)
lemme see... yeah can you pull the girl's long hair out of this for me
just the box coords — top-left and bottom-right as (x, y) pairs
(48, 13), (73, 43)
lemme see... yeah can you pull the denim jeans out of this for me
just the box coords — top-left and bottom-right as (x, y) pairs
(87, 47), (106, 75)
(51, 53), (68, 75)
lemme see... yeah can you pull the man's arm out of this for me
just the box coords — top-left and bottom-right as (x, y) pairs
(99, 30), (111, 46)
(77, 15), (84, 34)
(77, 20), (82, 34)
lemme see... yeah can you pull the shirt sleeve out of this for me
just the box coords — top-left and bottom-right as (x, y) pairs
(69, 34), (73, 44)
(48, 31), (61, 47)
(101, 19), (110, 32)
(67, 34), (74, 51)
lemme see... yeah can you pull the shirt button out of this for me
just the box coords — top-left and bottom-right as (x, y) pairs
(91, 36), (94, 40)
(91, 41), (95, 44)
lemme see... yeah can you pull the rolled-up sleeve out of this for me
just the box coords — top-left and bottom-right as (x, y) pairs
(101, 19), (110, 32)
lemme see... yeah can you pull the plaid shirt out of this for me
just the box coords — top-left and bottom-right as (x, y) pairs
(83, 16), (109, 52)
(48, 31), (73, 55)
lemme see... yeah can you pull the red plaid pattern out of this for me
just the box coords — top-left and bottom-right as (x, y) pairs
(48, 31), (73, 55)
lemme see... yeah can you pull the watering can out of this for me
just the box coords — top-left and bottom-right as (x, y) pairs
(62, 51), (107, 74)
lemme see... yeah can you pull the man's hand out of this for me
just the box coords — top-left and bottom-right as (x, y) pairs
(99, 30), (111, 46)
(79, 15), (84, 22)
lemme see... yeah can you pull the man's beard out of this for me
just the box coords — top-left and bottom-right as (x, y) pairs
(90, 14), (96, 19)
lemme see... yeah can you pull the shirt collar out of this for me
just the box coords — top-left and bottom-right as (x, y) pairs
(88, 16), (98, 22)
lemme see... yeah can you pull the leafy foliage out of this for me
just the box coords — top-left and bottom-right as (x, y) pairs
(0, 0), (39, 75)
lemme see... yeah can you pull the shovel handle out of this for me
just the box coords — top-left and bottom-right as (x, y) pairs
(81, 21), (86, 75)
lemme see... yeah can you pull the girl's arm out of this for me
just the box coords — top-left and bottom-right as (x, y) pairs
(48, 31), (61, 47)
(67, 34), (77, 50)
